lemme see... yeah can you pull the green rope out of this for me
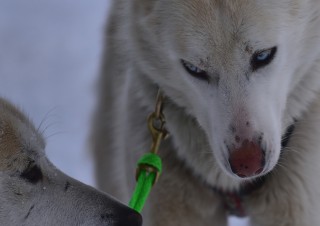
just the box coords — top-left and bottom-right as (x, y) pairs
(129, 153), (162, 213)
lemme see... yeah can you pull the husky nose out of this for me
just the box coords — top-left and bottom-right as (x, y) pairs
(97, 191), (142, 226)
(228, 140), (265, 178)
(112, 207), (142, 226)
(104, 201), (142, 226)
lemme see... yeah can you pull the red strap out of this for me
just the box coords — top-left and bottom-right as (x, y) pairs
(223, 192), (247, 217)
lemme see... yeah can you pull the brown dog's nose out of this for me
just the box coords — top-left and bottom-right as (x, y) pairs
(229, 140), (265, 178)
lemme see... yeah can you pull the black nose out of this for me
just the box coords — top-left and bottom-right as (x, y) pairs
(112, 207), (142, 226)
(73, 180), (143, 226)
(100, 199), (142, 226)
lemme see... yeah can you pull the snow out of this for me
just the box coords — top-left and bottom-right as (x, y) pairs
(0, 1), (248, 225)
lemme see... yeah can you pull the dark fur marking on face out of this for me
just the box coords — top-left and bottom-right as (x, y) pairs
(230, 125), (236, 133)
(64, 181), (71, 191)
(20, 163), (43, 184)
(24, 204), (35, 220)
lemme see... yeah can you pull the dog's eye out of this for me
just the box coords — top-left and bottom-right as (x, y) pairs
(181, 60), (210, 82)
(20, 164), (43, 184)
(251, 47), (277, 71)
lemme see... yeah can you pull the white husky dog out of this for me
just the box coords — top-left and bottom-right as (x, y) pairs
(92, 0), (320, 225)
(0, 97), (142, 226)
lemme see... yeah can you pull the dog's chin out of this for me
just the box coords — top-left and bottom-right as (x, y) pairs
(222, 155), (280, 181)
(221, 164), (262, 181)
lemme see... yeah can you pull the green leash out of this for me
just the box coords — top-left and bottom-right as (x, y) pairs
(129, 153), (162, 212)
(129, 92), (168, 213)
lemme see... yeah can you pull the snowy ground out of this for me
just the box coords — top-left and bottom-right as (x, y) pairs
(0, 1), (248, 225)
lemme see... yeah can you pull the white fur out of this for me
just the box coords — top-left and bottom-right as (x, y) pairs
(92, 0), (320, 225)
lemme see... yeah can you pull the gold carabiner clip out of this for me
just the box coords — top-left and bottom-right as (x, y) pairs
(135, 90), (168, 183)
(147, 91), (168, 154)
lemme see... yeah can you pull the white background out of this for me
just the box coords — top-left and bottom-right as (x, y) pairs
(0, 1), (248, 225)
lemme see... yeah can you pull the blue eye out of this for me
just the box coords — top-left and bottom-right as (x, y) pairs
(181, 60), (210, 82)
(256, 50), (272, 61)
(251, 47), (277, 71)
(183, 60), (202, 73)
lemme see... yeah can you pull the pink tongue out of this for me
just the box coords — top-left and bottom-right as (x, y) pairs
(229, 140), (264, 178)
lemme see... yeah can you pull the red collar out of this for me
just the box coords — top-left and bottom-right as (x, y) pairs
(214, 178), (266, 217)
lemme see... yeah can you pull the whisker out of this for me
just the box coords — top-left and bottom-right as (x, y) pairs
(45, 131), (67, 140)
(40, 121), (62, 136)
(37, 106), (60, 133)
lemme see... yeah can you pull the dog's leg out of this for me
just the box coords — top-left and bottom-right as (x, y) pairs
(91, 1), (145, 201)
(92, 63), (150, 204)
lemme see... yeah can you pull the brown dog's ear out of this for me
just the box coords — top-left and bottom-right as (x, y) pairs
(0, 120), (22, 171)
(0, 99), (45, 172)
(0, 120), (19, 157)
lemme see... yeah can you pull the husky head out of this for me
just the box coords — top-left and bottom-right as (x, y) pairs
(131, 0), (320, 181)
(0, 98), (142, 226)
